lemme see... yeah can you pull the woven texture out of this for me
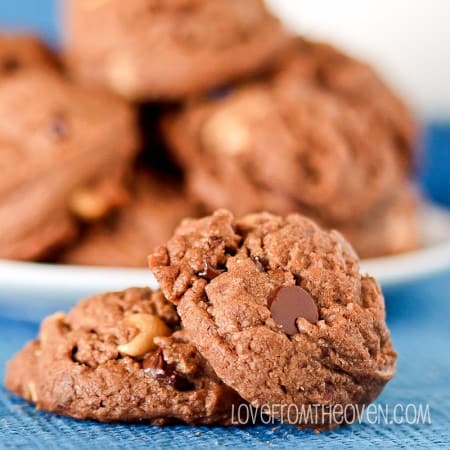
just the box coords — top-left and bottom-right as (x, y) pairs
(1, 273), (450, 449)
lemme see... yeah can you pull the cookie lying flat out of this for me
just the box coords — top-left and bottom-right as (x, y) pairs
(149, 210), (397, 429)
(5, 288), (243, 424)
(162, 38), (414, 224)
(60, 170), (199, 267)
(0, 33), (59, 78)
(0, 68), (138, 260)
(64, 0), (290, 100)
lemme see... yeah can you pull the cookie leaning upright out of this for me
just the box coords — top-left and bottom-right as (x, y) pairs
(0, 67), (139, 260)
(64, 0), (291, 100)
(149, 210), (397, 429)
(6, 288), (244, 424)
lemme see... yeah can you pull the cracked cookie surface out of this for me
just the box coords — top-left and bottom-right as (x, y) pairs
(149, 210), (397, 429)
(5, 287), (243, 424)
(65, 0), (290, 100)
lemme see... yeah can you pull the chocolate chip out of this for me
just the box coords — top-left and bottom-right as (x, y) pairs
(143, 349), (167, 376)
(49, 113), (68, 140)
(268, 286), (319, 335)
(143, 349), (193, 391)
(198, 262), (224, 281)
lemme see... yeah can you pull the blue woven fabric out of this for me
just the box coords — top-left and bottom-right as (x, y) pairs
(1, 2), (450, 448)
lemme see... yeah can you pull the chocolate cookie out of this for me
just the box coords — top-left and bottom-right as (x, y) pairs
(64, 0), (290, 100)
(60, 170), (199, 267)
(337, 185), (420, 259)
(162, 38), (415, 224)
(0, 33), (59, 78)
(149, 210), (397, 429)
(0, 68), (138, 260)
(5, 287), (243, 424)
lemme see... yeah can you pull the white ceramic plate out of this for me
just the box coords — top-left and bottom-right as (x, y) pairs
(1, 202), (449, 322)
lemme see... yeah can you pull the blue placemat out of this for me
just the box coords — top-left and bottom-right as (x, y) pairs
(0, 0), (59, 45)
(420, 123), (450, 207)
(1, 272), (450, 449)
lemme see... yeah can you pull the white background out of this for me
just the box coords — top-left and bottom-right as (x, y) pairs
(267, 0), (450, 119)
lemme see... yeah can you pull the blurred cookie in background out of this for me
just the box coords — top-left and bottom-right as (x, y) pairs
(0, 32), (59, 78)
(336, 185), (421, 259)
(161, 37), (418, 257)
(64, 0), (291, 100)
(59, 170), (199, 267)
(162, 37), (415, 224)
(278, 38), (415, 169)
(0, 68), (139, 261)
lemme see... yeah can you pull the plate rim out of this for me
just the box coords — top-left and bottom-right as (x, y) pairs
(0, 203), (449, 292)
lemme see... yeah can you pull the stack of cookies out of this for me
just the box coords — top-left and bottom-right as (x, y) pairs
(6, 210), (397, 430)
(0, 0), (419, 267)
(3, 3), (404, 429)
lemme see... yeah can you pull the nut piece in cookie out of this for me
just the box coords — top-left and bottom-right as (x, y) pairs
(161, 37), (415, 224)
(64, 0), (291, 100)
(5, 288), (244, 425)
(0, 68), (138, 260)
(59, 170), (199, 267)
(149, 210), (397, 430)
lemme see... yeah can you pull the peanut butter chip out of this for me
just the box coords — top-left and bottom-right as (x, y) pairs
(268, 286), (319, 335)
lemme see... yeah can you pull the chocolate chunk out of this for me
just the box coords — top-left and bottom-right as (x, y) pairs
(268, 286), (318, 335)
(198, 262), (224, 280)
(143, 349), (193, 391)
(142, 348), (167, 377)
